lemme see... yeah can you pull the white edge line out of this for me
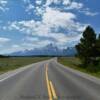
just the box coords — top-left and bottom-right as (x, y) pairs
(0, 71), (22, 82)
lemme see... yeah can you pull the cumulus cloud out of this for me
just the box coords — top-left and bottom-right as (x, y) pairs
(43, 7), (76, 27)
(1, 0), (95, 53)
(0, 0), (99, 54)
(6, 6), (86, 49)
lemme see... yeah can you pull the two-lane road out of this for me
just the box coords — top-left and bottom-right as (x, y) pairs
(0, 58), (100, 100)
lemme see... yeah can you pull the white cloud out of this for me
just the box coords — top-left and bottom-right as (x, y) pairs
(63, 0), (70, 5)
(79, 8), (99, 16)
(66, 2), (83, 10)
(4, 39), (54, 54)
(45, 0), (63, 6)
(34, 6), (45, 15)
(6, 7), (86, 48)
(85, 12), (98, 16)
(0, 37), (10, 43)
(0, 0), (8, 12)
(35, 0), (42, 5)
(2, 1), (91, 52)
(54, 0), (62, 4)
(45, 0), (83, 10)
(25, 4), (34, 12)
(22, 0), (98, 17)
(8, 21), (20, 30)
(43, 7), (76, 27)
(24, 37), (39, 42)
(6, 45), (25, 54)
(23, 0), (30, 4)
(0, 0), (7, 6)
(0, 0), (98, 54)
(23, 0), (34, 14)
(22, 39), (53, 49)
(7, 7), (83, 35)
(12, 44), (20, 48)
(23, 0), (44, 15)
(44, 0), (98, 16)
(45, 0), (53, 6)
(43, 7), (86, 33)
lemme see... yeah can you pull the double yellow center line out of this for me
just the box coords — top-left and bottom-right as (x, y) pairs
(45, 64), (57, 100)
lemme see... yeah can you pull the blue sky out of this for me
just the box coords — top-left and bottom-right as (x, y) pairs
(0, 0), (100, 54)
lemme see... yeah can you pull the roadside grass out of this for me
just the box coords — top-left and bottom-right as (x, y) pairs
(0, 57), (50, 73)
(58, 57), (100, 78)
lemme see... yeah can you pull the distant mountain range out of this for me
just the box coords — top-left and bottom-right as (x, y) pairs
(10, 44), (77, 56)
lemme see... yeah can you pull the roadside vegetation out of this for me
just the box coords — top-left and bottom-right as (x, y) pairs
(58, 57), (100, 78)
(0, 57), (50, 73)
(75, 26), (100, 72)
(59, 26), (100, 78)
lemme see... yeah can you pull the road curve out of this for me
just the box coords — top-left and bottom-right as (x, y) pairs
(0, 58), (100, 100)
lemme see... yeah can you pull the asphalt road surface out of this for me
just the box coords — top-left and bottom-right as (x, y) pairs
(0, 58), (100, 100)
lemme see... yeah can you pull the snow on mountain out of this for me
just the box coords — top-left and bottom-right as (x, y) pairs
(11, 44), (77, 56)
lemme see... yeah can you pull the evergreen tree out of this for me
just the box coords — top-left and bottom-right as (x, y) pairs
(98, 34), (100, 39)
(76, 26), (96, 66)
(96, 34), (100, 56)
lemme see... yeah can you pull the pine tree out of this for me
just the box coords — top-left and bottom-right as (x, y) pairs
(76, 26), (96, 66)
(96, 34), (100, 56)
(98, 34), (100, 39)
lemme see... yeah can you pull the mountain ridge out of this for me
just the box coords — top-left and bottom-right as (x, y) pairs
(10, 44), (77, 56)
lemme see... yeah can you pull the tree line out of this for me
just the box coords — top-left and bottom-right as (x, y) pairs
(75, 26), (100, 72)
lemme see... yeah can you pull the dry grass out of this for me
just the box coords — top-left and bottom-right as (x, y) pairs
(0, 57), (50, 73)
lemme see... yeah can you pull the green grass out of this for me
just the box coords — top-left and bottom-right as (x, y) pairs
(0, 57), (50, 73)
(58, 57), (100, 78)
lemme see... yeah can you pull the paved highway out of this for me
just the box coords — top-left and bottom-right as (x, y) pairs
(0, 58), (100, 100)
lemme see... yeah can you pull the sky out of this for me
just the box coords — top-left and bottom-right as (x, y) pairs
(0, 0), (100, 54)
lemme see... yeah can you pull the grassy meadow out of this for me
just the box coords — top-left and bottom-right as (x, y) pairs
(58, 57), (100, 78)
(0, 57), (50, 73)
